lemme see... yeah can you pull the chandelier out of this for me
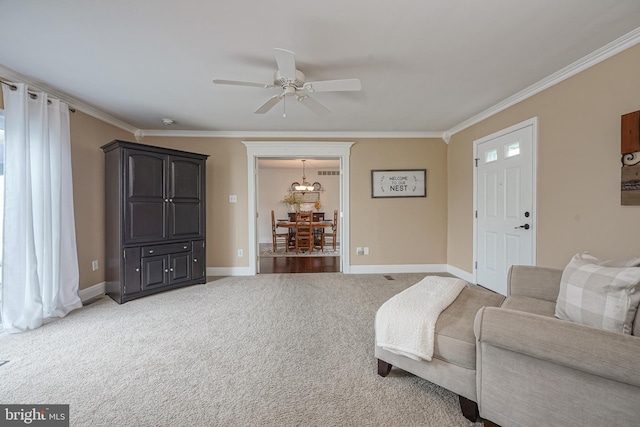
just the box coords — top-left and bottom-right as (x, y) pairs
(294, 160), (315, 192)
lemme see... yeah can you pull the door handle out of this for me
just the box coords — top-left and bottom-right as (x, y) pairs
(515, 224), (530, 230)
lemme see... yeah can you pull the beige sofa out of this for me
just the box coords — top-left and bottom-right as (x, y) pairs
(376, 265), (640, 425)
(475, 265), (640, 427)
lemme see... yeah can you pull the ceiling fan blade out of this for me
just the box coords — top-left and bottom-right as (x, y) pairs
(303, 78), (362, 92)
(213, 79), (273, 88)
(274, 48), (297, 79)
(298, 95), (330, 116)
(254, 94), (283, 114)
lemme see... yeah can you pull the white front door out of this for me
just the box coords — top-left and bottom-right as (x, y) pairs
(475, 119), (536, 295)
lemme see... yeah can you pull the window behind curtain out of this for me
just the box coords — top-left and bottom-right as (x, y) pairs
(0, 110), (4, 328)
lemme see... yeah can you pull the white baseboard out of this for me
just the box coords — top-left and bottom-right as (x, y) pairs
(79, 282), (106, 303)
(207, 266), (254, 276)
(446, 265), (475, 283)
(348, 264), (449, 274)
(204, 263), (476, 283)
(76, 266), (474, 290)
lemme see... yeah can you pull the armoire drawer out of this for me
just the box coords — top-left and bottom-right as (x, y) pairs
(141, 241), (191, 257)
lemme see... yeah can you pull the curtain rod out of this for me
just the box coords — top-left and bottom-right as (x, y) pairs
(0, 80), (76, 113)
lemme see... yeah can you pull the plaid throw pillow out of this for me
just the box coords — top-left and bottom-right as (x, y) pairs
(555, 254), (640, 334)
(579, 252), (640, 267)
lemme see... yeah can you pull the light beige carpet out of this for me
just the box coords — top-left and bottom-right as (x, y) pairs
(0, 273), (481, 426)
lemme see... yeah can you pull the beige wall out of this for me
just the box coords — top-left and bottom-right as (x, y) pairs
(350, 138), (448, 265)
(448, 43), (640, 272)
(69, 112), (132, 289)
(142, 136), (449, 268)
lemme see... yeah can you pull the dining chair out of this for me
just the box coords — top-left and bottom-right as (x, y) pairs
(312, 212), (325, 251)
(322, 209), (338, 251)
(295, 210), (313, 254)
(271, 210), (289, 252)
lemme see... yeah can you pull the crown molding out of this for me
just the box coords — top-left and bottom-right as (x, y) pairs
(445, 26), (640, 138)
(0, 64), (138, 135)
(137, 129), (444, 139)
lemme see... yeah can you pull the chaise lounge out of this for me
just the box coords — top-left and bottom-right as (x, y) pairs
(375, 280), (505, 421)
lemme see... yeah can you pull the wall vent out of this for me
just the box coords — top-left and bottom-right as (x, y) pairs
(318, 170), (340, 176)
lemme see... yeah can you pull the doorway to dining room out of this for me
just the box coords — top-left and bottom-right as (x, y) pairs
(244, 140), (353, 275)
(257, 157), (341, 273)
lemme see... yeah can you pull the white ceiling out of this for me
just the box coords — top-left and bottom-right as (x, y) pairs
(1, 1), (639, 137)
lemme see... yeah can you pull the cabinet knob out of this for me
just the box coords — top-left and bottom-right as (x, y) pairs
(135, 268), (140, 272)
(164, 269), (169, 273)
(170, 268), (174, 272)
(149, 250), (154, 254)
(169, 198), (173, 202)
(164, 199), (169, 202)
(193, 258), (198, 263)
(183, 245), (188, 249)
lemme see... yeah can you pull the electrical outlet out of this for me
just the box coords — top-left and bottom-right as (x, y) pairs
(229, 195), (237, 203)
(364, 247), (369, 255)
(356, 247), (363, 255)
(237, 249), (243, 257)
(91, 260), (99, 271)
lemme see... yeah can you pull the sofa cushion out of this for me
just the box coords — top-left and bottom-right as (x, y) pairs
(555, 254), (640, 334)
(501, 295), (556, 318)
(433, 286), (504, 369)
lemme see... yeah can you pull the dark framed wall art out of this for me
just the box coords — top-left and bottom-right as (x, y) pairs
(371, 169), (427, 198)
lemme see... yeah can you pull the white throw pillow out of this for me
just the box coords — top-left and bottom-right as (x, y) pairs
(555, 254), (640, 334)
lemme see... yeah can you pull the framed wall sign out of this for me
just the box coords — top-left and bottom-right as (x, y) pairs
(371, 169), (426, 198)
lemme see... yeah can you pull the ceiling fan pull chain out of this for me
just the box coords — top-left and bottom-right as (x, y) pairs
(283, 95), (287, 118)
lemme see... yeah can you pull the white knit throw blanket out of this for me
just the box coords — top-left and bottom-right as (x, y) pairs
(375, 276), (467, 361)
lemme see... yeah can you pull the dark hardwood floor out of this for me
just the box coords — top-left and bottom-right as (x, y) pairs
(259, 256), (340, 273)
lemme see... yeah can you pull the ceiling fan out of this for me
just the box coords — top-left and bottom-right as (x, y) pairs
(212, 48), (361, 116)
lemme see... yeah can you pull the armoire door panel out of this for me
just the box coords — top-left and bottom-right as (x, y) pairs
(169, 252), (191, 284)
(126, 151), (166, 198)
(170, 157), (201, 199)
(170, 202), (202, 238)
(126, 201), (166, 242)
(191, 240), (205, 281)
(142, 255), (169, 289)
(123, 247), (142, 295)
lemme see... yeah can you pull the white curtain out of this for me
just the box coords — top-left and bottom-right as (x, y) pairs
(1, 83), (82, 333)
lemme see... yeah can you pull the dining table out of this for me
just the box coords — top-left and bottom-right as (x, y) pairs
(276, 219), (334, 249)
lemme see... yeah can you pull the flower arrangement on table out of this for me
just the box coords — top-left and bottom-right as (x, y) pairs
(280, 193), (304, 211)
(314, 200), (322, 211)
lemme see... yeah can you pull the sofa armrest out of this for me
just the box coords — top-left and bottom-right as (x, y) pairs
(474, 307), (640, 388)
(507, 265), (562, 301)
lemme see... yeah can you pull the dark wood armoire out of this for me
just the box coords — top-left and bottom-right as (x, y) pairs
(102, 140), (208, 303)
